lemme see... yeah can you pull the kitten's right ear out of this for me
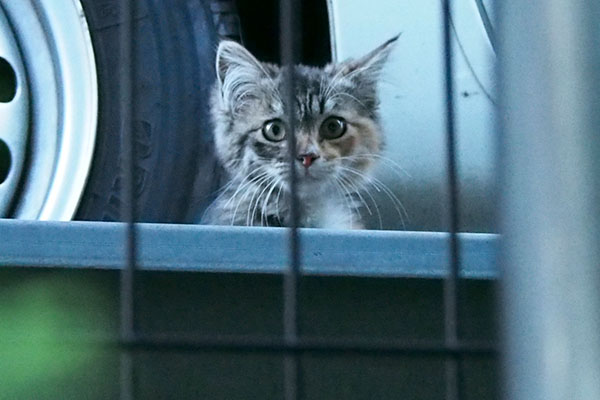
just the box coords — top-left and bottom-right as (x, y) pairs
(339, 34), (399, 83)
(215, 41), (273, 113)
(215, 40), (265, 88)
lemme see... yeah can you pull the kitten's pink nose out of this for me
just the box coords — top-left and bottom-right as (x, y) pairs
(297, 153), (320, 168)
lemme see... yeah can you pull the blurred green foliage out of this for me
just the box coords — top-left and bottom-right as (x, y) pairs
(0, 271), (117, 399)
(0, 270), (498, 399)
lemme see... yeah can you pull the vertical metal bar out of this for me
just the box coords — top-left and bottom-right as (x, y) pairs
(280, 0), (301, 399)
(441, 0), (462, 399)
(499, 2), (600, 400)
(473, 0), (496, 51)
(119, 0), (136, 399)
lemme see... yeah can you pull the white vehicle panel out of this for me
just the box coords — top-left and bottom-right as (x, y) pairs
(330, 0), (495, 231)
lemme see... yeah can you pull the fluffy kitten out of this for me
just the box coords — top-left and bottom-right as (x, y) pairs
(202, 36), (397, 229)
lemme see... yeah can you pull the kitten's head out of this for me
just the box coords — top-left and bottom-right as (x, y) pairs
(210, 36), (397, 195)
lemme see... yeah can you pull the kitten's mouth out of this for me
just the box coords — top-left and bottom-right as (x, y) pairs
(300, 168), (320, 181)
(285, 166), (327, 185)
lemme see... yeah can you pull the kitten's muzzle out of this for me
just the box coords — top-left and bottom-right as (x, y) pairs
(297, 153), (320, 168)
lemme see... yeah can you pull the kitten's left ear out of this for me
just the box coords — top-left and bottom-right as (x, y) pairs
(214, 40), (274, 113)
(215, 40), (266, 87)
(341, 34), (400, 81)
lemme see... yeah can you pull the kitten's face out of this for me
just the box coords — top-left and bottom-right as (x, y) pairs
(211, 38), (396, 196)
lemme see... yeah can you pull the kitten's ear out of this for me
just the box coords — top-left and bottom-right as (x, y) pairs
(215, 40), (265, 88)
(340, 34), (399, 81)
(215, 40), (273, 113)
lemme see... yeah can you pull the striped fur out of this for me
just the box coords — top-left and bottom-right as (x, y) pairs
(203, 37), (397, 228)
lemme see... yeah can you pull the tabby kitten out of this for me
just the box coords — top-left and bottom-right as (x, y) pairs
(202, 36), (398, 229)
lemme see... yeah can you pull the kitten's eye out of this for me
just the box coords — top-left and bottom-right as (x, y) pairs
(262, 119), (286, 142)
(320, 116), (347, 140)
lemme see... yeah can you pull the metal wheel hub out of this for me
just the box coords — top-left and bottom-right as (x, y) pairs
(0, 0), (98, 220)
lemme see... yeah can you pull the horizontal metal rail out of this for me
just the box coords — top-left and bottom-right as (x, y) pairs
(0, 219), (497, 278)
(2, 333), (497, 357)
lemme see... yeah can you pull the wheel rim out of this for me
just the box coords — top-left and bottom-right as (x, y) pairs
(0, 0), (98, 220)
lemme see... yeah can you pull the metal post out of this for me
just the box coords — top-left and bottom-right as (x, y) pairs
(499, 2), (600, 400)
(119, 0), (136, 399)
(280, 0), (301, 399)
(441, 0), (463, 398)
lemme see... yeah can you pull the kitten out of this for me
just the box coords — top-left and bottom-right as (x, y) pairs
(202, 36), (398, 229)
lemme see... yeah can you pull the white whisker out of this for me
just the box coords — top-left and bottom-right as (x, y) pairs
(261, 177), (283, 226)
(250, 176), (277, 226)
(339, 166), (409, 228)
(328, 92), (370, 113)
(338, 153), (411, 179)
(230, 172), (270, 225)
(337, 175), (372, 216)
(223, 168), (269, 209)
(245, 174), (274, 226)
(339, 175), (384, 230)
(275, 183), (285, 222)
(331, 177), (355, 227)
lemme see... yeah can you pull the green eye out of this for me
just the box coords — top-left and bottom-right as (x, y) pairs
(262, 119), (286, 142)
(320, 116), (347, 139)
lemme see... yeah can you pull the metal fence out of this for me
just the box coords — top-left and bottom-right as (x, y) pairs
(0, 0), (496, 399)
(2, 0), (600, 399)
(114, 0), (486, 399)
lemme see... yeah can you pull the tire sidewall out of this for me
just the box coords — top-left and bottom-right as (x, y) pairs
(76, 0), (223, 223)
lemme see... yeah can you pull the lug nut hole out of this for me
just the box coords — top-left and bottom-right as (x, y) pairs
(0, 57), (17, 102)
(0, 139), (11, 184)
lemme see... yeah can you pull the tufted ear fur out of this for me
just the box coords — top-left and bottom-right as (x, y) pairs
(215, 40), (274, 113)
(215, 41), (265, 85)
(340, 34), (399, 84)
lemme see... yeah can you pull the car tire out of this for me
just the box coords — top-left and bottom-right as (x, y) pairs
(75, 0), (240, 223)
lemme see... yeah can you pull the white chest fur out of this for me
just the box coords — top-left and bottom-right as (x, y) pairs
(297, 190), (357, 229)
